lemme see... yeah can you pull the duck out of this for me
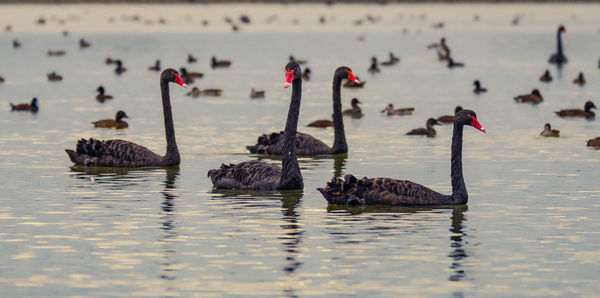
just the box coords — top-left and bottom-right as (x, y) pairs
(250, 88), (265, 99)
(185, 87), (222, 97)
(148, 59), (161, 71)
(573, 72), (586, 86)
(307, 119), (333, 128)
(105, 57), (115, 65)
(586, 137), (600, 147)
(211, 56), (231, 68)
(79, 38), (91, 49)
(179, 67), (203, 84)
(382, 103), (414, 116)
(380, 52), (400, 66)
(540, 123), (559, 137)
(447, 57), (464, 68)
(514, 89), (543, 104)
(427, 37), (450, 61)
(406, 118), (440, 137)
(10, 97), (39, 112)
(47, 50), (66, 56)
(187, 54), (197, 63)
(93, 110), (128, 129)
(555, 101), (596, 118)
(437, 106), (463, 124)
(302, 67), (311, 80)
(114, 60), (127, 75)
(95, 86), (113, 102)
(289, 55), (307, 65)
(539, 70), (552, 82)
(343, 76), (365, 88)
(12, 39), (21, 48)
(0, 75), (4, 83)
(368, 57), (380, 73)
(47, 72), (63, 81)
(473, 80), (487, 94)
(342, 98), (362, 116)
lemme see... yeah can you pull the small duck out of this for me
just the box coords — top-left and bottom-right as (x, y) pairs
(473, 80), (487, 94)
(540, 123), (560, 137)
(114, 60), (127, 75)
(250, 88), (265, 99)
(47, 72), (63, 81)
(186, 87), (222, 97)
(539, 70), (552, 82)
(436, 106), (463, 124)
(95, 86), (113, 102)
(586, 137), (600, 147)
(47, 50), (66, 56)
(10, 97), (39, 112)
(342, 98), (362, 116)
(179, 67), (204, 84)
(12, 39), (21, 48)
(93, 110), (128, 129)
(380, 52), (400, 66)
(406, 118), (441, 137)
(555, 101), (596, 118)
(514, 89), (543, 104)
(187, 54), (197, 64)
(289, 55), (307, 65)
(343, 76), (366, 88)
(302, 67), (311, 80)
(79, 38), (91, 49)
(211, 56), (231, 68)
(0, 75), (4, 83)
(382, 104), (414, 116)
(148, 59), (161, 71)
(307, 119), (333, 128)
(368, 57), (380, 73)
(573, 72), (586, 86)
(447, 57), (464, 68)
(105, 57), (115, 65)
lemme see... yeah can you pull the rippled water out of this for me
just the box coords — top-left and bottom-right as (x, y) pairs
(1, 3), (599, 296)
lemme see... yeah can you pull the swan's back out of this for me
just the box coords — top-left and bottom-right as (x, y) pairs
(208, 160), (281, 190)
(66, 138), (161, 167)
(318, 174), (446, 206)
(246, 131), (331, 155)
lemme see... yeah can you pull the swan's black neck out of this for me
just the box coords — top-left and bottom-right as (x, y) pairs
(331, 75), (348, 154)
(160, 79), (180, 166)
(450, 123), (467, 204)
(556, 29), (563, 55)
(279, 77), (303, 190)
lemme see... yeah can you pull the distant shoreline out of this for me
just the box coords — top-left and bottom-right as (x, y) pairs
(1, 0), (599, 3)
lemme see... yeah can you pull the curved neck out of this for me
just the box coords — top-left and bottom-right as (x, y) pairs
(556, 30), (563, 54)
(450, 123), (467, 204)
(279, 77), (303, 190)
(160, 80), (180, 165)
(331, 75), (347, 154)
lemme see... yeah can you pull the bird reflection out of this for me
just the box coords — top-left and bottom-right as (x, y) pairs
(159, 166), (180, 281)
(448, 205), (468, 284)
(279, 190), (303, 298)
(332, 154), (347, 179)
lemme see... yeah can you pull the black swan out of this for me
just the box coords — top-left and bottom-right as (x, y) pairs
(555, 101), (596, 118)
(149, 59), (161, 71)
(246, 66), (359, 156)
(382, 104), (414, 116)
(573, 72), (585, 86)
(250, 88), (265, 98)
(65, 68), (187, 167)
(540, 123), (559, 137)
(114, 60), (127, 75)
(540, 70), (552, 82)
(95, 86), (113, 102)
(473, 80), (487, 94)
(93, 111), (128, 129)
(342, 98), (362, 116)
(207, 62), (304, 190)
(549, 25), (567, 64)
(368, 57), (380, 73)
(318, 109), (486, 206)
(437, 106), (463, 124)
(514, 89), (543, 104)
(407, 118), (441, 137)
(587, 137), (600, 147)
(211, 56), (231, 68)
(10, 97), (38, 112)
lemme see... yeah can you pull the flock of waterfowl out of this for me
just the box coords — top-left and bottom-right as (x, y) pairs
(4, 13), (599, 207)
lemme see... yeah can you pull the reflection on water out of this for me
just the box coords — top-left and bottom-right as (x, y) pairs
(448, 206), (468, 283)
(279, 190), (303, 298)
(159, 167), (180, 282)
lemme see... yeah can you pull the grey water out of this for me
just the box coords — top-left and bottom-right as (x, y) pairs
(1, 3), (599, 296)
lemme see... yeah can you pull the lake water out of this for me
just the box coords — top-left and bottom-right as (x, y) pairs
(1, 3), (599, 297)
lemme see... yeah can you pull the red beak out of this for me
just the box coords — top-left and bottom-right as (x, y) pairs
(174, 73), (188, 88)
(284, 69), (294, 88)
(469, 115), (485, 133)
(347, 70), (359, 84)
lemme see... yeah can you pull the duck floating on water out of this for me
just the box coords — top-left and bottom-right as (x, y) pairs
(10, 97), (39, 112)
(540, 123), (559, 137)
(406, 118), (441, 137)
(93, 110), (128, 129)
(514, 89), (543, 104)
(382, 103), (414, 116)
(539, 70), (552, 82)
(555, 101), (596, 118)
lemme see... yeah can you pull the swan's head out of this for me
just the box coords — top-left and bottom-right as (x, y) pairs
(283, 61), (301, 88)
(336, 66), (359, 84)
(584, 101), (596, 111)
(454, 106), (463, 114)
(558, 25), (566, 34)
(351, 98), (361, 106)
(116, 110), (128, 121)
(162, 68), (187, 88)
(31, 97), (38, 106)
(532, 89), (542, 98)
(456, 109), (485, 133)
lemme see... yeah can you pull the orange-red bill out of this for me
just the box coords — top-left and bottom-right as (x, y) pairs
(347, 70), (359, 83)
(469, 115), (485, 133)
(174, 74), (188, 88)
(284, 69), (294, 88)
